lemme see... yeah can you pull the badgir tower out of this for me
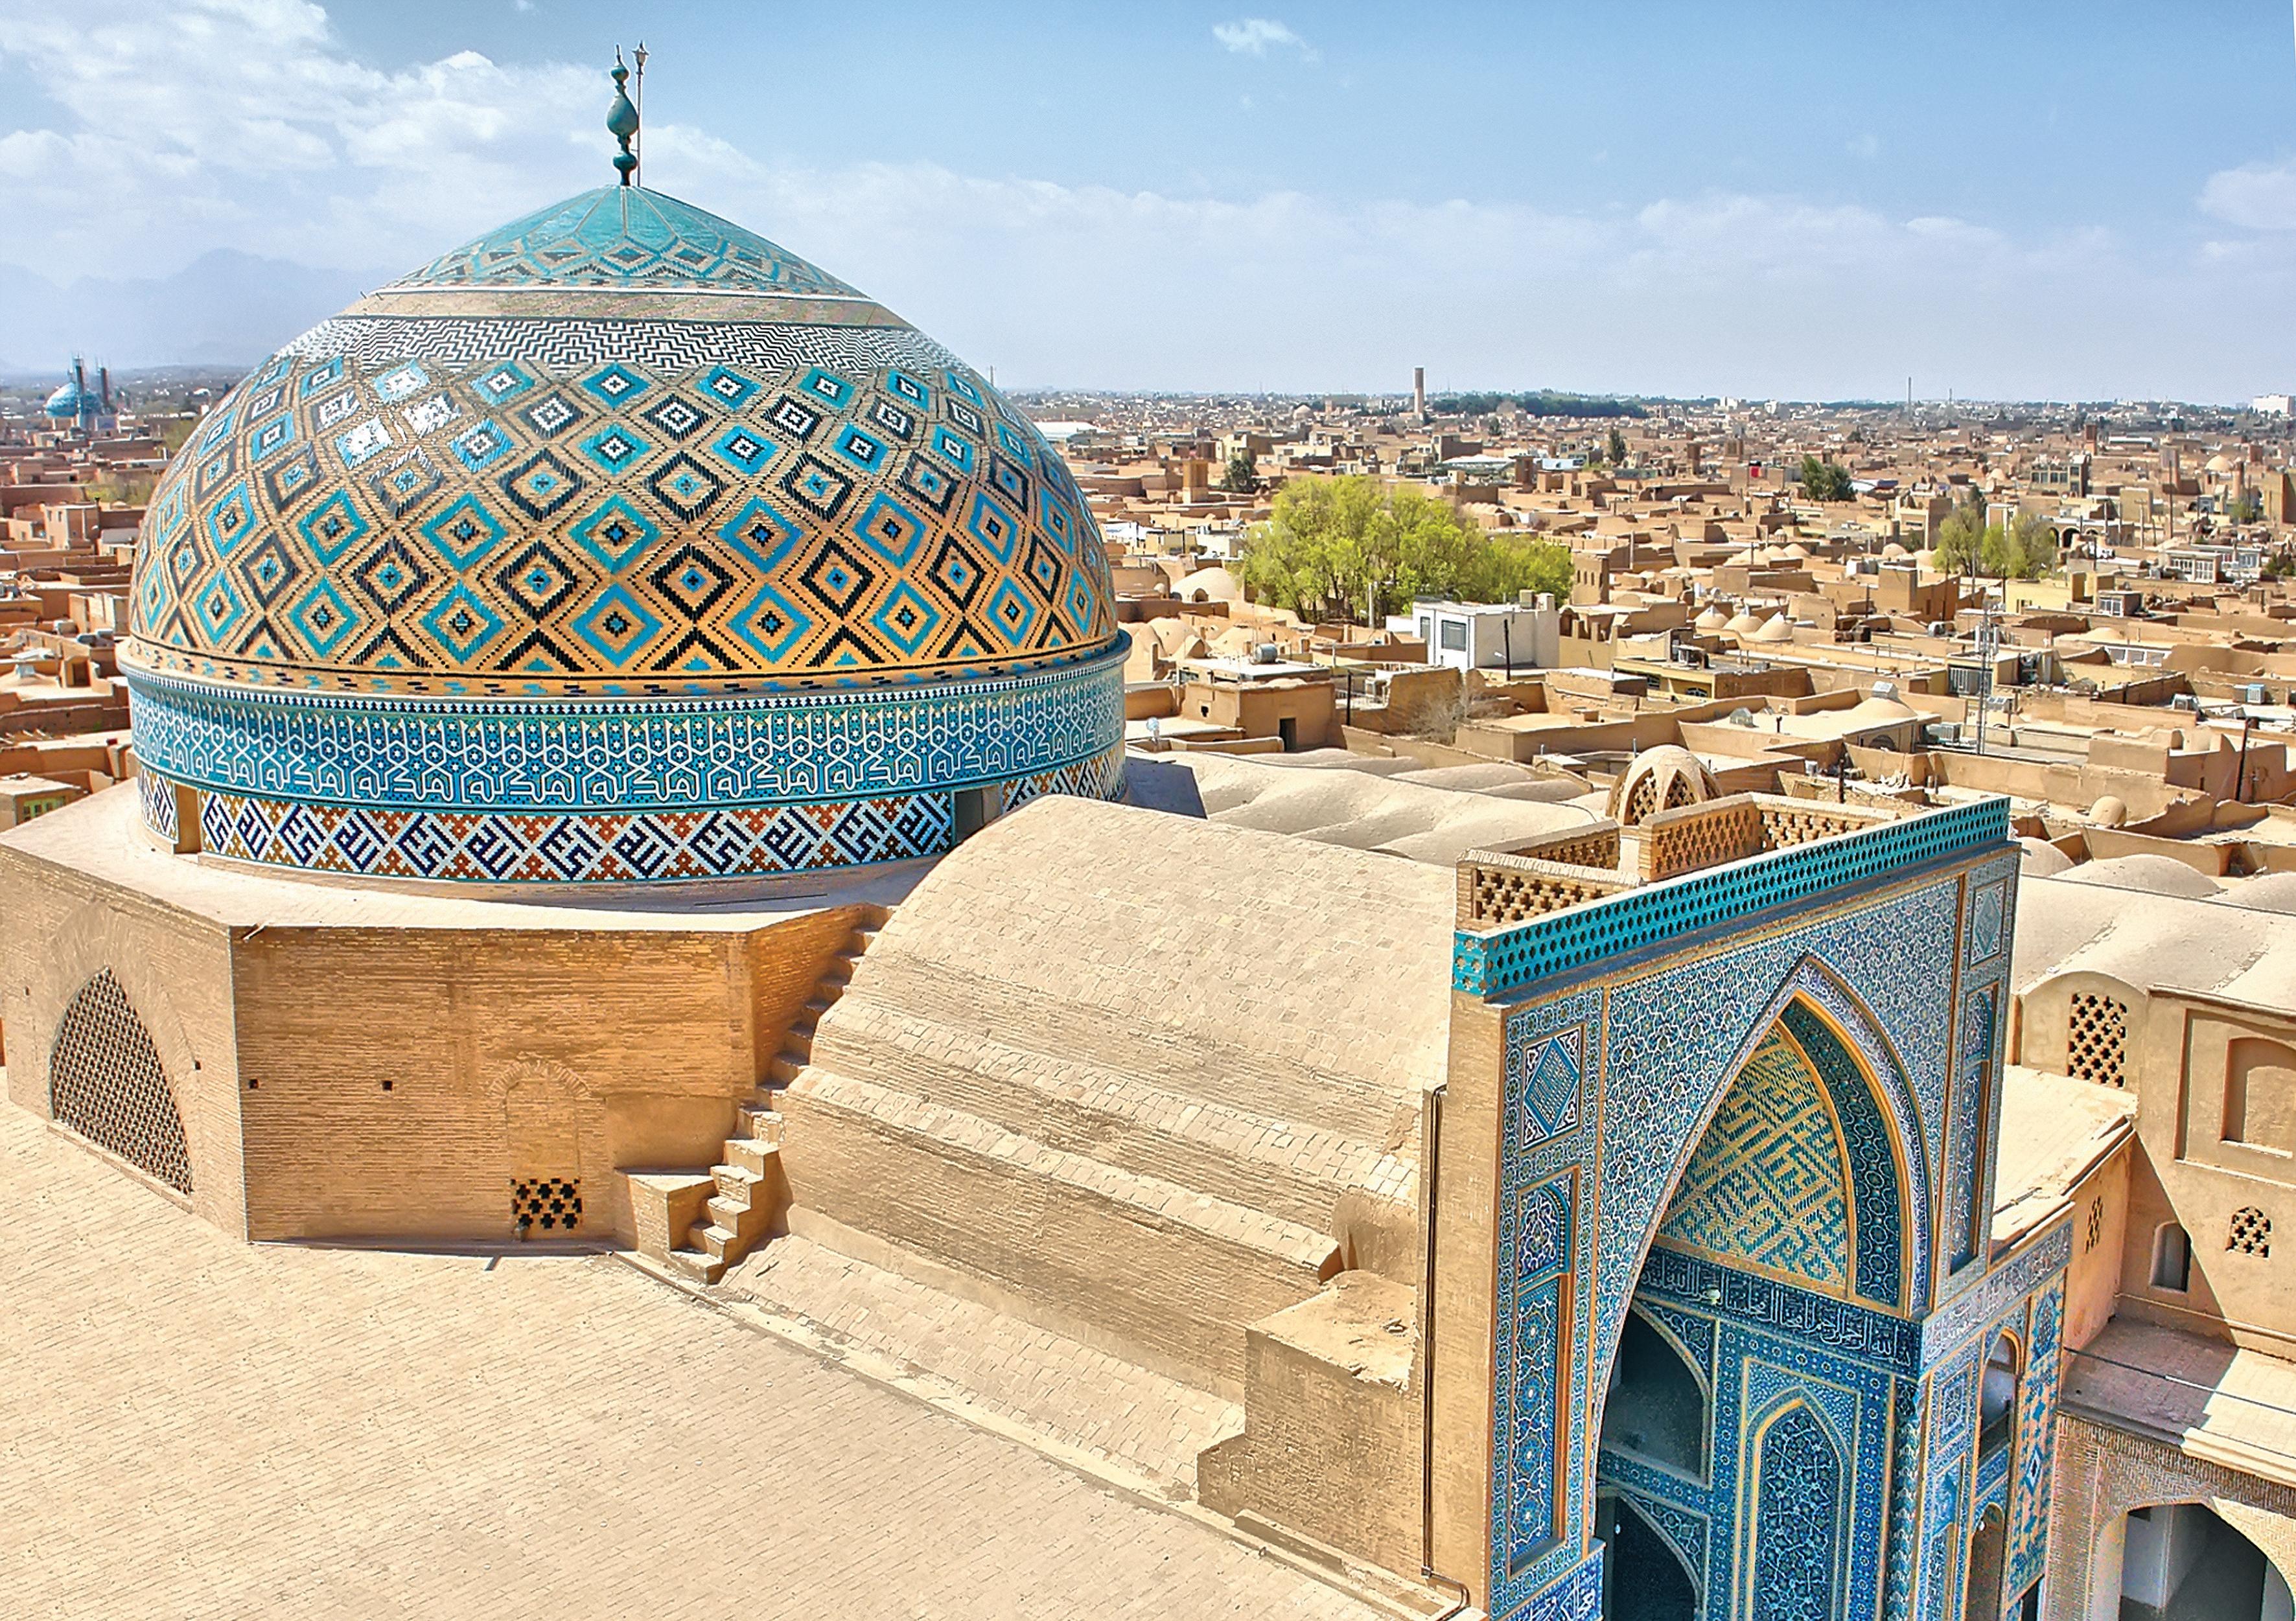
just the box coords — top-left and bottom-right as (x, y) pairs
(0, 62), (2129, 1621)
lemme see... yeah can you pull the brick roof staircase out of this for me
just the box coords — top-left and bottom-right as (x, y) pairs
(626, 904), (888, 1285)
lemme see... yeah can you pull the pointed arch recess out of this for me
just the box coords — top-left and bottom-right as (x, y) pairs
(1746, 1397), (1844, 1621)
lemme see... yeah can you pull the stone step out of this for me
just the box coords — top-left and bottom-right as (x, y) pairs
(688, 1219), (743, 1263)
(767, 1055), (806, 1088)
(668, 1246), (725, 1285)
(622, 1171), (719, 1267)
(714, 1158), (766, 1196)
(777, 1067), (1340, 1392)
(723, 1136), (776, 1178)
(804, 1011), (1401, 1234)
(780, 1025), (815, 1063)
(736, 1105), (783, 1145)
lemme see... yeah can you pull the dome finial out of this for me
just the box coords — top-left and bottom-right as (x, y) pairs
(607, 51), (640, 187)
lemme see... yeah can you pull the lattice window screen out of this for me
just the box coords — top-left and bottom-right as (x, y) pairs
(47, 969), (193, 1195)
(2065, 992), (2129, 1088)
(513, 1177), (583, 1234)
(2229, 1206), (2271, 1257)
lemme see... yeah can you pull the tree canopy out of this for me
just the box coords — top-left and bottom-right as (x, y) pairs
(1798, 455), (1854, 502)
(1222, 447), (1259, 495)
(1934, 496), (2058, 579)
(1428, 390), (1647, 419)
(1238, 476), (1573, 623)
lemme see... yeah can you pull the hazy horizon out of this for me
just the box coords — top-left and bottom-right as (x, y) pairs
(4, 1), (2294, 402)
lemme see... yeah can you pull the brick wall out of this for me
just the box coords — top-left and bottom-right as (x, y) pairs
(0, 840), (246, 1234)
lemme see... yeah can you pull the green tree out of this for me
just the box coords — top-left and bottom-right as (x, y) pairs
(1934, 494), (1988, 571)
(1606, 425), (1629, 466)
(1238, 476), (1571, 623)
(1934, 497), (2057, 579)
(1222, 447), (1259, 495)
(1798, 454), (1854, 502)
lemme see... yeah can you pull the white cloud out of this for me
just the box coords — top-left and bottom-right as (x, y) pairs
(2200, 157), (2296, 231)
(1212, 17), (1314, 60)
(2, 1), (2290, 399)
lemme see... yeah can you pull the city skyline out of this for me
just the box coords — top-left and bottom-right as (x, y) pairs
(1, 0), (2293, 400)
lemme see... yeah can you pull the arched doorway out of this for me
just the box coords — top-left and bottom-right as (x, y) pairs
(1966, 1502), (2006, 1621)
(1601, 1494), (1697, 1621)
(2104, 1502), (2291, 1621)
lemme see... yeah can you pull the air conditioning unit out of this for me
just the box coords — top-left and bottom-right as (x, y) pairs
(2247, 684), (2269, 705)
(1872, 681), (1899, 701)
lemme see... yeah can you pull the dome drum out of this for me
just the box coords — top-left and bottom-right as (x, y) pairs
(125, 185), (1128, 883)
(125, 647), (1126, 881)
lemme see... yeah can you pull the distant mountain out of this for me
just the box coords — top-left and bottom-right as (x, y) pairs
(0, 251), (384, 375)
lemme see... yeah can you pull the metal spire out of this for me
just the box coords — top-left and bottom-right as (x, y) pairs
(607, 52), (639, 186)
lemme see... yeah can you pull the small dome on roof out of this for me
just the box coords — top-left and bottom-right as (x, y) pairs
(2058, 854), (2221, 899)
(2214, 872), (2296, 915)
(2018, 837), (2072, 877)
(2090, 795), (2129, 827)
(1751, 613), (1795, 643)
(1607, 744), (1719, 826)
(1695, 606), (1728, 631)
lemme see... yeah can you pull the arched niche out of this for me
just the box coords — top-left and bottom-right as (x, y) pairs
(1650, 992), (1908, 1309)
(1748, 1398), (1845, 1621)
(1603, 1493), (1699, 1621)
(1601, 1307), (1710, 1481)
(1977, 1329), (2021, 1462)
(2018, 970), (2146, 1089)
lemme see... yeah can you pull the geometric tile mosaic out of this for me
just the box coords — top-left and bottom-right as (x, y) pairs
(178, 741), (1126, 885)
(122, 183), (1131, 881)
(128, 186), (1119, 700)
(1478, 805), (2062, 1621)
(126, 645), (1125, 816)
(1659, 1025), (1853, 1294)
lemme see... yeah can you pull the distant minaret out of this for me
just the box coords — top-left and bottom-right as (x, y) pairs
(1413, 366), (1426, 417)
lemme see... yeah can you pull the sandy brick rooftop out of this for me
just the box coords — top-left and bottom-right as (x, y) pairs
(0, 1101), (1384, 1621)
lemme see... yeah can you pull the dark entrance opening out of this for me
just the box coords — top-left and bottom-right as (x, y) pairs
(1601, 1495), (1697, 1621)
(1602, 1309), (1708, 1479)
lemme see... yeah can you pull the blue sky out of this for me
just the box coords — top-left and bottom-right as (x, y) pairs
(2, 1), (2293, 399)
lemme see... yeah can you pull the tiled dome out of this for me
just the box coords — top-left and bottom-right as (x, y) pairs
(128, 185), (1118, 696)
(123, 178), (1126, 885)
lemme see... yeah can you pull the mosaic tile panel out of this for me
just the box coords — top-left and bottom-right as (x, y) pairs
(174, 741), (1124, 884)
(1658, 1025), (1853, 1293)
(1750, 1401), (1840, 1621)
(1597, 943), (1933, 1377)
(1945, 981), (2001, 1275)
(1517, 1547), (1602, 1621)
(1455, 798), (2008, 996)
(2006, 1282), (2061, 1594)
(126, 643), (1124, 813)
(137, 769), (178, 843)
(134, 338), (1117, 693)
